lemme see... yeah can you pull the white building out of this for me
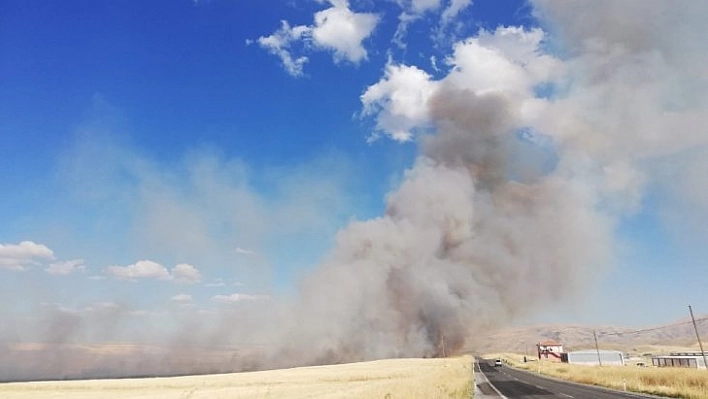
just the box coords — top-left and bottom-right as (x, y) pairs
(566, 350), (624, 366)
(652, 353), (707, 370)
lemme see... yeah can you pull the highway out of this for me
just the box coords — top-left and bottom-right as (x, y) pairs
(474, 359), (662, 399)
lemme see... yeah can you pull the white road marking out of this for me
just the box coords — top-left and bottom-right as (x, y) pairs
(559, 394), (574, 398)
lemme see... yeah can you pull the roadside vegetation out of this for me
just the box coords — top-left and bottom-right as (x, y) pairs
(0, 355), (473, 399)
(489, 352), (708, 399)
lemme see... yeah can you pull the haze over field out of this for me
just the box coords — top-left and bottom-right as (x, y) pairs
(1, 0), (708, 380)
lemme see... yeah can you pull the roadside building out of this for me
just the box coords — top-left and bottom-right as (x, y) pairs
(566, 350), (624, 366)
(537, 340), (564, 362)
(652, 353), (707, 370)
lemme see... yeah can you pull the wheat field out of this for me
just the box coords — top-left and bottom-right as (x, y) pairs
(0, 355), (473, 399)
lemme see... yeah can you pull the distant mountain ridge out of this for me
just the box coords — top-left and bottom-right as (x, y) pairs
(467, 314), (708, 356)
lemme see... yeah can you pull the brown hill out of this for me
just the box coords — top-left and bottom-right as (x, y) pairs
(466, 314), (708, 356)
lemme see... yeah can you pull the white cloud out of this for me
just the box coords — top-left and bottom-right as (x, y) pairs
(83, 302), (121, 313)
(391, 12), (417, 50)
(310, 0), (379, 63)
(444, 26), (559, 96)
(45, 259), (85, 275)
(171, 294), (193, 302)
(396, 0), (443, 15)
(205, 278), (226, 287)
(392, 0), (472, 47)
(395, 0), (471, 20)
(441, 0), (472, 24)
(430, 55), (440, 72)
(235, 247), (256, 256)
(361, 26), (565, 142)
(105, 260), (171, 281)
(257, 20), (310, 77)
(258, 0), (379, 75)
(172, 263), (201, 284)
(105, 260), (202, 283)
(211, 293), (267, 303)
(361, 63), (438, 141)
(0, 241), (55, 271)
(43, 301), (122, 315)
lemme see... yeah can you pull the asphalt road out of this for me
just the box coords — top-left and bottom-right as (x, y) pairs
(475, 359), (661, 399)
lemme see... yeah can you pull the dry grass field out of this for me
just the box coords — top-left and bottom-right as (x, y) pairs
(0, 355), (473, 399)
(490, 353), (708, 399)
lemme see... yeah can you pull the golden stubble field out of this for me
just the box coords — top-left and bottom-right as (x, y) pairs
(0, 355), (473, 399)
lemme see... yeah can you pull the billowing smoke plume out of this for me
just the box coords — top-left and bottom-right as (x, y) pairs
(260, 0), (708, 367)
(266, 69), (613, 368)
(3, 0), (708, 381)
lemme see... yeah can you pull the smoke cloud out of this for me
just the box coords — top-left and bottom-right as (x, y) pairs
(264, 68), (613, 368)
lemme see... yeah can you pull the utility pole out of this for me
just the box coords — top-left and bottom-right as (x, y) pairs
(593, 330), (603, 366)
(688, 305), (707, 370)
(441, 334), (446, 358)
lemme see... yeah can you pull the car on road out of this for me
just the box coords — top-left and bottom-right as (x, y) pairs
(494, 359), (503, 367)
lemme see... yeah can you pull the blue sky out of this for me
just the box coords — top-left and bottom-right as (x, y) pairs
(1, 0), (708, 360)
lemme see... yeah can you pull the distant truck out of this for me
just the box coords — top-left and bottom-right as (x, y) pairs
(494, 359), (503, 367)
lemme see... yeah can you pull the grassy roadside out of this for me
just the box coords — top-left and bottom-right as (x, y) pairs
(0, 355), (474, 399)
(487, 353), (708, 399)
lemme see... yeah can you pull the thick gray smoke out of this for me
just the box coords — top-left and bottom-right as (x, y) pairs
(263, 88), (612, 368)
